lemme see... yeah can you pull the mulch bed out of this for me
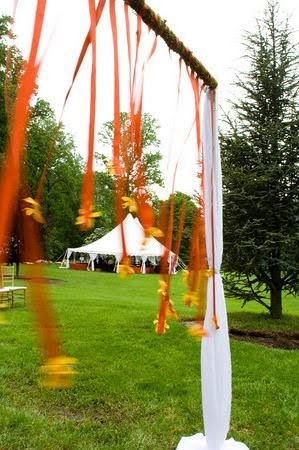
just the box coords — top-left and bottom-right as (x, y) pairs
(182, 320), (299, 350)
(229, 328), (299, 350)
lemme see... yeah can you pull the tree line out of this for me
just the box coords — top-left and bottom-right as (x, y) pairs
(0, 15), (195, 264)
(0, 0), (298, 319)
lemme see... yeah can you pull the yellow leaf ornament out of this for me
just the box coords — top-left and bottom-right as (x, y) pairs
(23, 197), (45, 223)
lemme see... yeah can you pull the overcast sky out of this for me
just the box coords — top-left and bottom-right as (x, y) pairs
(1, 0), (298, 194)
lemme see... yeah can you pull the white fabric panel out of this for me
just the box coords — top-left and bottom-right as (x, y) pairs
(201, 277), (231, 449)
(201, 89), (232, 449)
(141, 256), (147, 274)
(89, 253), (97, 271)
(114, 254), (122, 273)
(176, 433), (249, 450)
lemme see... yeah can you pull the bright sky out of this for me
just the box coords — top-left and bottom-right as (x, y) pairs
(1, 0), (298, 195)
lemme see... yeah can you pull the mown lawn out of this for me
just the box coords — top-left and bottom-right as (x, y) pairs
(0, 265), (298, 450)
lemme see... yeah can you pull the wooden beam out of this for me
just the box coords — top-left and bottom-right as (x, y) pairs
(124, 0), (218, 89)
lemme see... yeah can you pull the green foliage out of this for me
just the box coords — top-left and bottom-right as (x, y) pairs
(93, 112), (164, 237)
(159, 192), (197, 264)
(97, 111), (163, 193)
(0, 15), (24, 155)
(0, 265), (298, 449)
(25, 99), (84, 260)
(98, 111), (161, 150)
(0, 17), (86, 262)
(220, 1), (299, 318)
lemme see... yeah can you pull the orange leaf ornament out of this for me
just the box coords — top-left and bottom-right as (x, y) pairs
(75, 208), (102, 230)
(40, 356), (77, 389)
(23, 197), (45, 224)
(122, 196), (138, 213)
(188, 322), (209, 338)
(145, 227), (164, 238)
(153, 317), (169, 334)
(118, 257), (134, 278)
(183, 290), (198, 307)
(157, 280), (168, 296)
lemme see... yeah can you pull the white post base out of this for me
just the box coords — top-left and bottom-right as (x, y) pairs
(176, 433), (249, 450)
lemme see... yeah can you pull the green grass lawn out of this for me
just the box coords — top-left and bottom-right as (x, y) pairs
(0, 265), (298, 449)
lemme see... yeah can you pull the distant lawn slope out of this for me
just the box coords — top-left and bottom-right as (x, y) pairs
(0, 265), (298, 449)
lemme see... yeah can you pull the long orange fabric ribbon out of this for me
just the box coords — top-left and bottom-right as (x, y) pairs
(78, 0), (98, 230)
(1, 0), (77, 387)
(0, 0), (46, 254)
(209, 90), (218, 327)
(35, 0), (107, 208)
(182, 72), (212, 333)
(110, 0), (121, 176)
(110, 0), (128, 265)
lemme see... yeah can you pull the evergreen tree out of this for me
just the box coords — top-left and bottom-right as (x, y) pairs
(220, 1), (299, 318)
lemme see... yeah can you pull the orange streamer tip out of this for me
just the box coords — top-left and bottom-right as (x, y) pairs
(188, 322), (209, 338)
(157, 280), (168, 296)
(167, 300), (179, 320)
(145, 227), (164, 238)
(183, 290), (198, 307)
(40, 356), (77, 389)
(105, 160), (115, 175)
(118, 257), (134, 278)
(75, 208), (102, 231)
(211, 315), (220, 330)
(153, 318), (169, 334)
(23, 197), (45, 224)
(122, 196), (138, 213)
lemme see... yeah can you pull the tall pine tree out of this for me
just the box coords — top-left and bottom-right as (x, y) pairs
(220, 1), (299, 318)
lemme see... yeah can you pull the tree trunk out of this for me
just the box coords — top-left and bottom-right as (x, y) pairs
(270, 258), (282, 319)
(270, 286), (282, 319)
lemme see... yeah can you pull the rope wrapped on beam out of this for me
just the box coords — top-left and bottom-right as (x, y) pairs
(123, 0), (218, 89)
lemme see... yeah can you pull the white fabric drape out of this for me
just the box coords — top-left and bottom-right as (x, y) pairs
(65, 249), (72, 268)
(176, 89), (249, 450)
(201, 89), (232, 449)
(114, 254), (122, 273)
(141, 256), (147, 274)
(89, 253), (98, 271)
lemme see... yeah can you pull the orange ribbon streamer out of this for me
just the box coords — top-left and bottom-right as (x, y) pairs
(110, 0), (121, 176)
(209, 89), (218, 328)
(78, 0), (98, 231)
(0, 0), (46, 254)
(35, 0), (107, 210)
(1, 0), (76, 386)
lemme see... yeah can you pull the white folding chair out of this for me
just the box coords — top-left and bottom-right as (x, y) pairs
(0, 265), (27, 307)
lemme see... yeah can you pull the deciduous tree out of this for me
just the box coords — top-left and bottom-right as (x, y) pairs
(26, 99), (84, 260)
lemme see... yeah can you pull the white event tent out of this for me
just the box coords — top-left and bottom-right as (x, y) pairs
(64, 213), (177, 273)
